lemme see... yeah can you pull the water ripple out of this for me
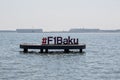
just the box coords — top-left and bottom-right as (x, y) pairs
(0, 33), (120, 80)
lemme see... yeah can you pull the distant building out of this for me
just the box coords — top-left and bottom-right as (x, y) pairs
(16, 29), (43, 33)
(69, 28), (100, 33)
(0, 30), (16, 33)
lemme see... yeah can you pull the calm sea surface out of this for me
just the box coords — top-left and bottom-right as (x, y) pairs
(0, 33), (120, 80)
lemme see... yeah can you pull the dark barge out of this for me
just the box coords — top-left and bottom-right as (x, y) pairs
(20, 43), (86, 53)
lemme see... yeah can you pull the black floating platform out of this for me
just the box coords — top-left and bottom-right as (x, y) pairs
(20, 43), (86, 53)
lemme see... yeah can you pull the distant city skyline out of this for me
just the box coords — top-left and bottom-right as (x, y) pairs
(0, 0), (120, 31)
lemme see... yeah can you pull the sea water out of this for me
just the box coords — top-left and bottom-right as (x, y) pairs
(0, 33), (120, 80)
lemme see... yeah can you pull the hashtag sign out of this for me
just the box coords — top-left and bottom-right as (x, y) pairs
(42, 37), (47, 45)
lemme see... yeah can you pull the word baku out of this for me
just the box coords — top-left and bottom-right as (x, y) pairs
(42, 36), (79, 45)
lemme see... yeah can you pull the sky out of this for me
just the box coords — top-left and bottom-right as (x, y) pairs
(0, 0), (120, 31)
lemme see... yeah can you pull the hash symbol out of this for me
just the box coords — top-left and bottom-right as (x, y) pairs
(42, 37), (47, 45)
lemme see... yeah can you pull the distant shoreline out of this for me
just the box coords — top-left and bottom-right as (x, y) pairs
(0, 28), (120, 33)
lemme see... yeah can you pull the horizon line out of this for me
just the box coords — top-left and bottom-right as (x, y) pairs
(0, 28), (120, 32)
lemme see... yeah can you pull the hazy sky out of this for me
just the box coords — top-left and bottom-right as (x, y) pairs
(0, 0), (120, 31)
